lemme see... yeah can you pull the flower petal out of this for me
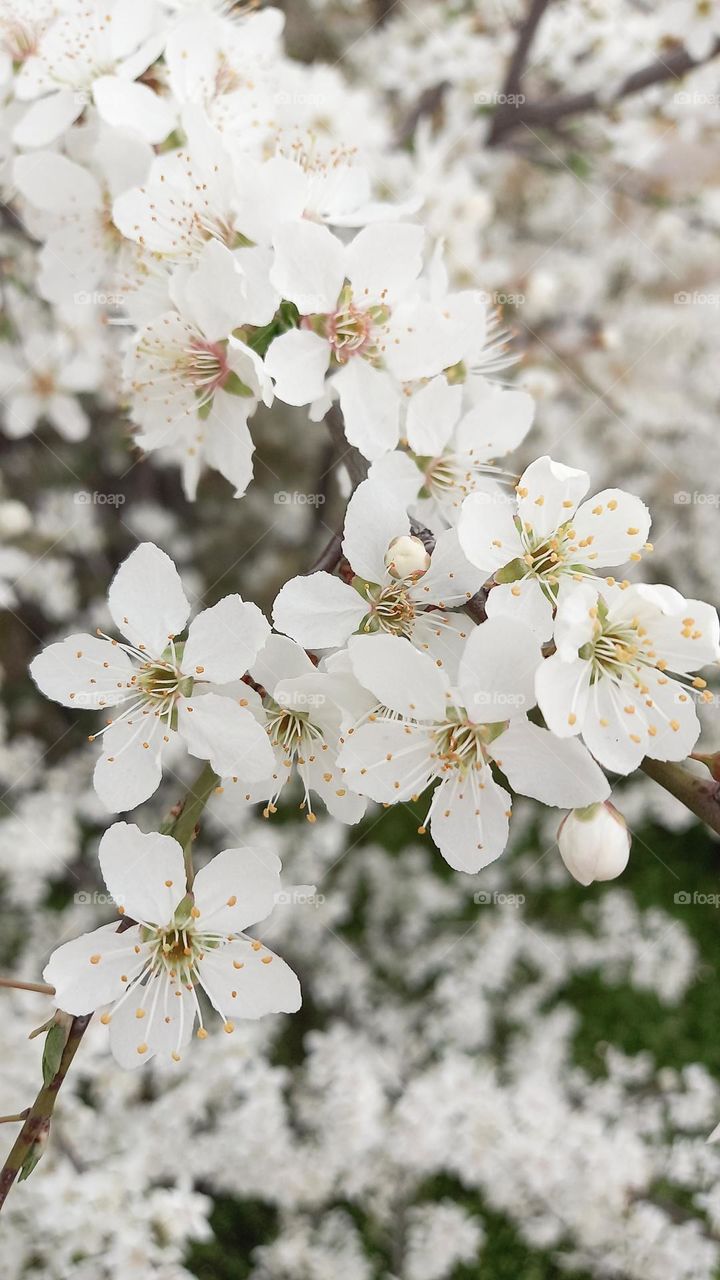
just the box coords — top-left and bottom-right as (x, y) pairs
(98, 822), (186, 926)
(197, 938), (302, 1021)
(182, 595), (270, 685)
(342, 477), (410, 584)
(348, 633), (450, 719)
(459, 616), (541, 722)
(176, 692), (276, 781)
(338, 719), (436, 803)
(264, 328), (330, 406)
(30, 634), (133, 710)
(108, 543), (190, 654)
(44, 922), (146, 1016)
(273, 573), (366, 650)
(192, 846), (282, 932)
(492, 718), (610, 807)
(108, 974), (196, 1069)
(428, 769), (510, 873)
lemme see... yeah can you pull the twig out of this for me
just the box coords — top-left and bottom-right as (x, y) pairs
(488, 0), (553, 143)
(0, 978), (55, 996)
(0, 760), (221, 1211)
(489, 37), (720, 143)
(640, 758), (720, 839)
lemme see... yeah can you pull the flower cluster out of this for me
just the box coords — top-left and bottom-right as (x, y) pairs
(0, 0), (715, 1088)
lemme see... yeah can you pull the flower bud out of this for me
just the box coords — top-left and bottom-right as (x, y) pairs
(557, 801), (630, 886)
(384, 535), (431, 582)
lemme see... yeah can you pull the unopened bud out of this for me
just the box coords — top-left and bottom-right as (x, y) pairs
(384, 535), (431, 582)
(557, 801), (630, 886)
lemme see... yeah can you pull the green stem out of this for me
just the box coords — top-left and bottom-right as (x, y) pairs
(0, 761), (220, 1211)
(163, 762), (220, 887)
(640, 758), (720, 837)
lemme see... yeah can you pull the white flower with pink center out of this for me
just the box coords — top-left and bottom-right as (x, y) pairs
(264, 221), (466, 459)
(337, 621), (609, 873)
(30, 542), (275, 811)
(44, 823), (301, 1068)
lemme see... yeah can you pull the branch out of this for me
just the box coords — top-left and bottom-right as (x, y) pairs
(489, 37), (720, 143)
(0, 759), (221, 1211)
(488, 0), (552, 144)
(640, 758), (720, 838)
(324, 403), (369, 489)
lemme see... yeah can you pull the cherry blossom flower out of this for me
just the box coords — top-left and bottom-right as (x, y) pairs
(457, 455), (652, 639)
(0, 327), (100, 441)
(221, 633), (368, 825)
(29, 543), (275, 810)
(557, 801), (631, 886)
(536, 581), (720, 774)
(123, 240), (275, 498)
(338, 621), (609, 871)
(12, 0), (172, 149)
(273, 477), (484, 671)
(44, 822), (301, 1067)
(264, 220), (465, 458)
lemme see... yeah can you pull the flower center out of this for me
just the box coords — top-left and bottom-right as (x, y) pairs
(320, 285), (390, 364)
(433, 715), (495, 774)
(580, 613), (654, 683)
(137, 659), (193, 704)
(265, 699), (323, 758)
(359, 581), (416, 637)
(144, 923), (221, 986)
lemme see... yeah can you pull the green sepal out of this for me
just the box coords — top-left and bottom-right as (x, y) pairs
(42, 1022), (67, 1087)
(494, 558), (525, 584)
(222, 370), (253, 397)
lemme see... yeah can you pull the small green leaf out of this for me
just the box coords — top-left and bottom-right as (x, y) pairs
(42, 1023), (67, 1086)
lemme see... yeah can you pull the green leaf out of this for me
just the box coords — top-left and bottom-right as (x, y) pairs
(42, 1023), (67, 1086)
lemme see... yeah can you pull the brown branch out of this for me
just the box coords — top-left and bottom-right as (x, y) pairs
(640, 758), (720, 838)
(488, 0), (553, 145)
(489, 37), (720, 143)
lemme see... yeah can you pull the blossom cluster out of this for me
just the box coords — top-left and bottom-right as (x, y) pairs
(0, 0), (715, 1082)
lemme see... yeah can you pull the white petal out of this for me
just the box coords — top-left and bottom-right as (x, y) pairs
(271, 220), (345, 314)
(485, 578), (556, 640)
(428, 769), (510, 873)
(201, 393), (255, 498)
(642, 670), (701, 763)
(516, 456), (589, 542)
(108, 974), (196, 1069)
(176, 692), (275, 781)
(273, 573), (366, 649)
(13, 152), (101, 214)
(348, 633), (449, 719)
(338, 719), (436, 802)
(455, 385), (535, 459)
(345, 222), (424, 303)
(492, 719), (610, 807)
(305, 753), (367, 823)
(197, 938), (301, 1022)
(250, 633), (314, 692)
(264, 328), (330, 406)
(405, 375), (462, 455)
(13, 90), (82, 148)
(535, 653), (592, 737)
(459, 616), (542, 722)
(457, 490), (522, 575)
(47, 394), (89, 441)
(98, 822), (186, 925)
(182, 596), (269, 685)
(93, 76), (175, 145)
(571, 489), (651, 568)
(342, 477), (410, 584)
(30, 634), (133, 710)
(44, 922), (146, 1016)
(413, 527), (485, 607)
(192, 846), (282, 932)
(108, 543), (191, 654)
(580, 678), (647, 775)
(334, 359), (401, 460)
(93, 711), (167, 812)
